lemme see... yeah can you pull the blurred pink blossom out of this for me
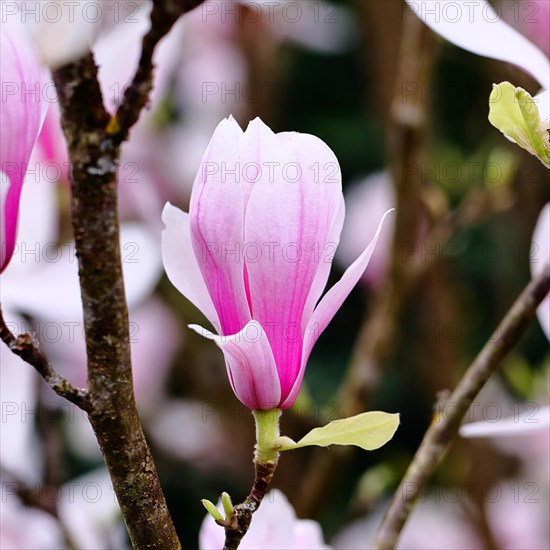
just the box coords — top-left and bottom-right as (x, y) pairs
(405, 0), (549, 90)
(5, 0), (151, 68)
(162, 117), (391, 410)
(333, 499), (481, 549)
(501, 0), (550, 57)
(0, 489), (64, 550)
(0, 147), (168, 441)
(199, 489), (330, 549)
(405, 0), (550, 124)
(337, 172), (395, 288)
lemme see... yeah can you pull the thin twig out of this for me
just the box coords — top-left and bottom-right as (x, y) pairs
(113, 0), (205, 143)
(222, 460), (278, 550)
(371, 265), (550, 550)
(0, 306), (91, 411)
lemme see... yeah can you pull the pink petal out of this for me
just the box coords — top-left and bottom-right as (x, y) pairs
(405, 0), (550, 89)
(244, 121), (344, 401)
(302, 196), (345, 330)
(189, 321), (281, 410)
(162, 203), (219, 328)
(189, 117), (251, 335)
(281, 208), (394, 408)
(0, 20), (46, 272)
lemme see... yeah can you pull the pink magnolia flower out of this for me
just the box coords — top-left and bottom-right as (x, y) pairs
(0, 20), (45, 272)
(162, 117), (391, 410)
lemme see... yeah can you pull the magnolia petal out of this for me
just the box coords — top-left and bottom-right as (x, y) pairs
(162, 203), (219, 328)
(14, 151), (59, 268)
(198, 489), (330, 550)
(238, 117), (282, 209)
(244, 123), (344, 400)
(405, 0), (550, 89)
(0, 19), (46, 272)
(301, 195), (345, 330)
(531, 204), (550, 340)
(336, 172), (396, 288)
(189, 117), (251, 334)
(460, 406), (550, 438)
(281, 209), (394, 409)
(189, 321), (281, 410)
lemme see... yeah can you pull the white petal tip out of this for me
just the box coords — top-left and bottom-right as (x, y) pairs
(188, 324), (214, 339)
(161, 202), (180, 225)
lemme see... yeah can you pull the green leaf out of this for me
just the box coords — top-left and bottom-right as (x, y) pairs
(272, 411), (400, 452)
(201, 499), (224, 522)
(488, 82), (550, 167)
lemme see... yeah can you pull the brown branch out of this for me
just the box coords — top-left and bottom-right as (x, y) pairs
(113, 0), (206, 143)
(0, 306), (91, 411)
(52, 50), (181, 549)
(371, 265), (550, 550)
(5, 3), (206, 547)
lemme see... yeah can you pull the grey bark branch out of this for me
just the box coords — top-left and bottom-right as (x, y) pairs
(371, 265), (550, 550)
(4, 1), (204, 548)
(0, 306), (91, 410)
(51, 49), (182, 549)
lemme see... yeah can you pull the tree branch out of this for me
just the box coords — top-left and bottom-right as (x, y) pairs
(112, 0), (206, 143)
(52, 51), (180, 550)
(371, 265), (550, 550)
(5, 2), (203, 548)
(0, 306), (91, 411)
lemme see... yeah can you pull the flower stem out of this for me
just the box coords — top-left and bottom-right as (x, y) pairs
(223, 409), (281, 550)
(253, 409), (282, 463)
